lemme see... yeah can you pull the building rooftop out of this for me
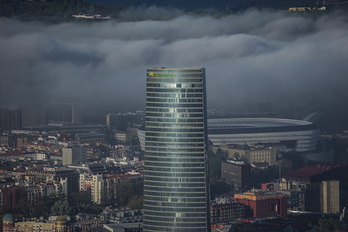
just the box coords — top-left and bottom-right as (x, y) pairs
(234, 190), (285, 200)
(0, 151), (24, 157)
(226, 158), (248, 166)
(104, 172), (142, 179)
(150, 67), (203, 70)
(208, 118), (318, 134)
(283, 163), (348, 178)
(3, 213), (14, 221)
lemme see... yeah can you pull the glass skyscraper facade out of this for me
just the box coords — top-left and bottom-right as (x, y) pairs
(143, 67), (210, 232)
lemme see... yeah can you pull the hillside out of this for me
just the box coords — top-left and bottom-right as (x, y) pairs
(85, 0), (319, 11)
(86, 0), (348, 12)
(0, 0), (125, 20)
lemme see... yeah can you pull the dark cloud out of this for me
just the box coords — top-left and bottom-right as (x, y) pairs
(1, 9), (348, 113)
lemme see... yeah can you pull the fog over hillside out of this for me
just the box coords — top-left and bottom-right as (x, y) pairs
(1, 8), (348, 115)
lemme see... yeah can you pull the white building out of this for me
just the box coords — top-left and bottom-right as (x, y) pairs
(91, 174), (103, 204)
(0, 152), (47, 161)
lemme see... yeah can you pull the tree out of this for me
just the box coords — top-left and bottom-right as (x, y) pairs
(216, 148), (228, 159)
(30, 196), (56, 217)
(210, 180), (234, 199)
(16, 198), (31, 216)
(209, 154), (222, 182)
(281, 151), (306, 173)
(314, 214), (348, 232)
(127, 195), (143, 209)
(50, 200), (72, 216)
(250, 165), (279, 188)
(208, 147), (223, 182)
(116, 179), (144, 208)
(69, 191), (91, 207)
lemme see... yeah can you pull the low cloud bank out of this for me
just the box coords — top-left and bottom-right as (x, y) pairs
(1, 9), (348, 112)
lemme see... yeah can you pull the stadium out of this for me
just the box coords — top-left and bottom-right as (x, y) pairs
(138, 118), (320, 152)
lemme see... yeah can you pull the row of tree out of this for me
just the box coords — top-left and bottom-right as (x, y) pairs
(15, 195), (71, 217)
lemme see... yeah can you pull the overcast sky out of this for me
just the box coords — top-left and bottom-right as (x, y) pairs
(1, 8), (348, 113)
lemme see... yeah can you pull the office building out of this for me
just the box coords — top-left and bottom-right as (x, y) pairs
(62, 146), (86, 166)
(143, 68), (210, 232)
(75, 132), (106, 143)
(221, 158), (250, 191)
(233, 190), (288, 218)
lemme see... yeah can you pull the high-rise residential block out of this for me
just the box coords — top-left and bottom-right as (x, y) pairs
(46, 102), (81, 124)
(321, 180), (340, 214)
(143, 67), (210, 232)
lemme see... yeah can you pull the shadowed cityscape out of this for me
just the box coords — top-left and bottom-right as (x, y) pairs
(1, 0), (348, 231)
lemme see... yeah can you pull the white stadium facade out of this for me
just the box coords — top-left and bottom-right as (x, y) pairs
(138, 118), (320, 153)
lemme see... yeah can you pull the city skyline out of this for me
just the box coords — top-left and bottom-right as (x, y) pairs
(1, 5), (348, 232)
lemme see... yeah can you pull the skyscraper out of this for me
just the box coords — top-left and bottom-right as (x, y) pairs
(0, 62), (29, 109)
(143, 67), (210, 232)
(46, 102), (81, 124)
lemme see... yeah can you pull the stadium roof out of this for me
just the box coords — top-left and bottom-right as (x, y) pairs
(208, 118), (318, 134)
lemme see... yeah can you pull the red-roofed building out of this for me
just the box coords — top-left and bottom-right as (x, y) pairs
(283, 163), (348, 213)
(283, 163), (348, 184)
(233, 190), (287, 218)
